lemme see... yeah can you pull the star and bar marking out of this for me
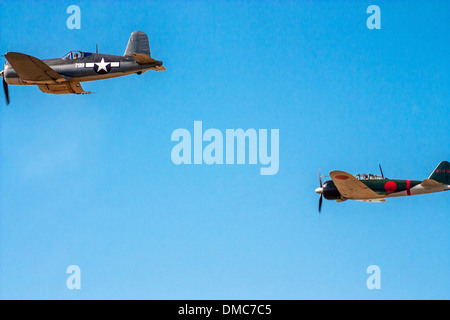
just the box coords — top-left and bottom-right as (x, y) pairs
(84, 58), (120, 74)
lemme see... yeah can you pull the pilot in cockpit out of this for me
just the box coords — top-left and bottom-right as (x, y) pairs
(73, 53), (79, 59)
(363, 174), (368, 180)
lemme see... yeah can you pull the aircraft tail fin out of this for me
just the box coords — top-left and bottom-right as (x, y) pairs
(428, 161), (450, 185)
(124, 31), (151, 56)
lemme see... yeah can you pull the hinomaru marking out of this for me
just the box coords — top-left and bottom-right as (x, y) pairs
(171, 121), (279, 175)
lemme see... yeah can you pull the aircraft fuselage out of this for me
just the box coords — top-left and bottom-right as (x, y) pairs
(356, 178), (446, 199)
(3, 53), (162, 86)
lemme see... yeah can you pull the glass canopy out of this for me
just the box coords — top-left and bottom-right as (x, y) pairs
(61, 51), (93, 60)
(355, 173), (385, 181)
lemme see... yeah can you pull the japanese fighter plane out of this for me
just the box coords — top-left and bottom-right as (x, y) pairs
(1, 31), (165, 104)
(315, 161), (450, 212)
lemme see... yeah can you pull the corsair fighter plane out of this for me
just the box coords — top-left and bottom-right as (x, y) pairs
(315, 161), (450, 212)
(1, 31), (165, 104)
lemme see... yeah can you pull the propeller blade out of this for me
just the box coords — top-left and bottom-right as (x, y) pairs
(319, 194), (323, 213)
(318, 169), (324, 213)
(3, 77), (9, 105)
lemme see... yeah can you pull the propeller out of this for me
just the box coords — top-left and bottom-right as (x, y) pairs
(317, 170), (323, 213)
(1, 56), (9, 105)
(2, 76), (9, 105)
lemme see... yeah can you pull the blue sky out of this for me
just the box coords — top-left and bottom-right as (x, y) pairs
(0, 0), (449, 299)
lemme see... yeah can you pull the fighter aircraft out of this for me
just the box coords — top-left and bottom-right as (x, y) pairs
(315, 161), (450, 212)
(1, 31), (165, 104)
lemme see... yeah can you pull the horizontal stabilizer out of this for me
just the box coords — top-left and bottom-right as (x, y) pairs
(132, 53), (158, 64)
(421, 179), (443, 188)
(132, 53), (166, 70)
(153, 65), (166, 71)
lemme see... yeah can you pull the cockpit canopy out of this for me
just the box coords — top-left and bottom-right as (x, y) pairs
(355, 173), (385, 181)
(61, 51), (93, 60)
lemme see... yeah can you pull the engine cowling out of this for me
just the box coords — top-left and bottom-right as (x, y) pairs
(323, 180), (341, 200)
(3, 64), (24, 85)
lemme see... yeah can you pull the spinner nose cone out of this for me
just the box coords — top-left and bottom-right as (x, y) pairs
(315, 187), (323, 194)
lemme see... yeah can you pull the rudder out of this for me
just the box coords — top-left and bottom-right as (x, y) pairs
(124, 31), (151, 56)
(428, 161), (450, 185)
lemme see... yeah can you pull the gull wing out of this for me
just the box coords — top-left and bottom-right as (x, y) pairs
(330, 170), (383, 200)
(5, 52), (65, 84)
(38, 82), (92, 95)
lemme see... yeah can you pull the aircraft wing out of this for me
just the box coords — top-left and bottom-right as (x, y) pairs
(5, 52), (65, 84)
(330, 170), (383, 200)
(38, 82), (92, 95)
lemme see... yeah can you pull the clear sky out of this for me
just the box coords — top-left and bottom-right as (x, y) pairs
(0, 0), (448, 299)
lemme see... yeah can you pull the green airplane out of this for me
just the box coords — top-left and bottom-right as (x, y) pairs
(315, 161), (450, 212)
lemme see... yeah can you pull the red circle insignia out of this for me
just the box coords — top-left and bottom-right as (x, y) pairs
(384, 181), (397, 193)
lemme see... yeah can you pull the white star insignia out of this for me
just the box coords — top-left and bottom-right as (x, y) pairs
(95, 58), (110, 72)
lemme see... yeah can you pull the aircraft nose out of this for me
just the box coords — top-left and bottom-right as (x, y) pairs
(315, 187), (323, 194)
